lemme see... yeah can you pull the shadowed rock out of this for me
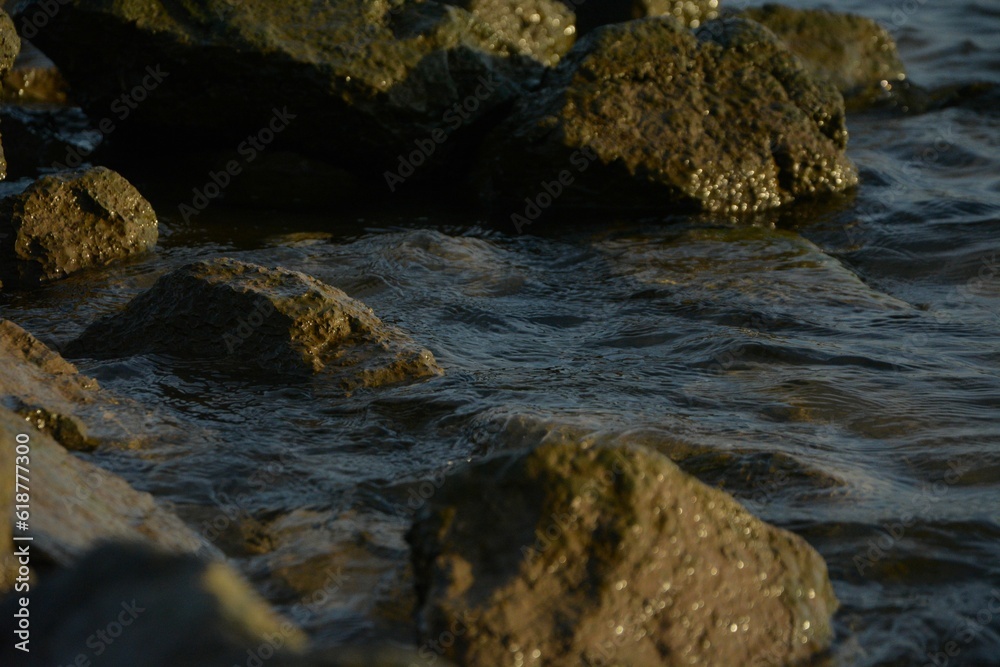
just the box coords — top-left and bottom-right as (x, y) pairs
(408, 440), (838, 666)
(0, 541), (453, 666)
(736, 4), (907, 110)
(0, 166), (158, 285)
(0, 542), (303, 667)
(477, 17), (858, 219)
(20, 0), (568, 173)
(65, 258), (443, 389)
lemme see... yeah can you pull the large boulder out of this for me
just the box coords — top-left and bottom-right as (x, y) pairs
(571, 0), (720, 34)
(0, 166), (158, 286)
(477, 17), (857, 221)
(408, 440), (838, 666)
(20, 0), (571, 173)
(736, 4), (907, 109)
(65, 258), (443, 388)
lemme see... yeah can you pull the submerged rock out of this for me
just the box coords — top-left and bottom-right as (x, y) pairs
(21, 0), (566, 173)
(478, 17), (857, 220)
(572, 0), (720, 33)
(408, 440), (838, 666)
(736, 4), (907, 109)
(0, 166), (158, 285)
(66, 258), (443, 388)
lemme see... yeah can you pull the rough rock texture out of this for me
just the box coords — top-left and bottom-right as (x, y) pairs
(0, 542), (305, 667)
(445, 0), (575, 66)
(0, 407), (221, 566)
(477, 17), (857, 217)
(571, 0), (720, 34)
(0, 7), (20, 180)
(21, 0), (568, 171)
(737, 4), (907, 109)
(0, 166), (158, 285)
(409, 441), (838, 667)
(66, 258), (443, 388)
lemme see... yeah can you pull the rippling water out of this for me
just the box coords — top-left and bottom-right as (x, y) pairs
(2, 1), (999, 664)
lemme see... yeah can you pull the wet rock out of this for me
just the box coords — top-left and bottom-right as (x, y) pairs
(0, 38), (69, 104)
(736, 4), (907, 110)
(0, 318), (125, 449)
(572, 0), (720, 34)
(21, 0), (564, 173)
(0, 166), (158, 285)
(477, 17), (858, 219)
(408, 440), (838, 666)
(0, 407), (221, 566)
(0, 542), (304, 667)
(0, 315), (225, 450)
(66, 258), (443, 388)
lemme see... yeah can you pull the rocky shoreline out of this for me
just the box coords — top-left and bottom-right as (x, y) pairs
(1, 1), (992, 665)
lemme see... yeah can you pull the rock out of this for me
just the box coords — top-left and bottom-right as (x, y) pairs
(0, 8), (17, 75)
(477, 17), (858, 220)
(736, 4), (907, 110)
(0, 317), (215, 451)
(572, 0), (720, 33)
(0, 542), (305, 667)
(0, 166), (158, 285)
(0, 38), (69, 104)
(408, 440), (838, 666)
(444, 0), (576, 66)
(0, 318), (124, 449)
(0, 7), (20, 181)
(0, 407), (222, 566)
(1, 318), (211, 591)
(65, 258), (443, 388)
(21, 0), (567, 173)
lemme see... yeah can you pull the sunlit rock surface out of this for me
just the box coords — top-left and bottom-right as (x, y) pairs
(476, 17), (858, 217)
(409, 439), (838, 666)
(736, 4), (907, 109)
(0, 167), (158, 286)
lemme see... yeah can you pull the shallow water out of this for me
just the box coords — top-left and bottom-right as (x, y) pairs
(2, 1), (1000, 664)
